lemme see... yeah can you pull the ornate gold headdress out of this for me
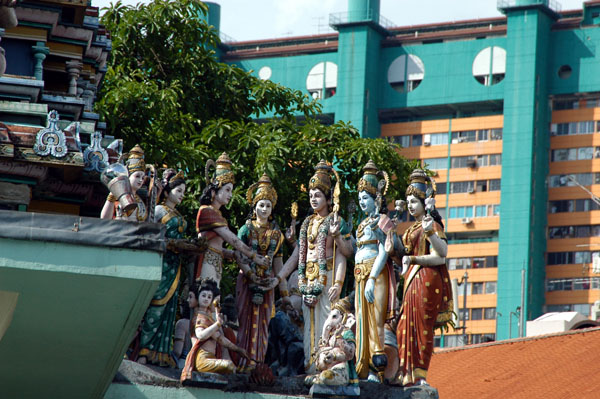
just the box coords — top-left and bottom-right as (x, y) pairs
(357, 160), (379, 196)
(406, 169), (433, 200)
(169, 170), (185, 185)
(126, 144), (145, 174)
(358, 160), (389, 200)
(308, 160), (333, 194)
(246, 173), (278, 208)
(205, 152), (235, 188)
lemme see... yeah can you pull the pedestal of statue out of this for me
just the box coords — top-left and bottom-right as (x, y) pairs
(309, 383), (360, 398)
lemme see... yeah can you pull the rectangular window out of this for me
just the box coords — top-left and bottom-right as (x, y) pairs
(424, 157), (447, 170)
(436, 183), (446, 195)
(449, 207), (457, 219)
(392, 135), (411, 147)
(476, 180), (487, 192)
(475, 205), (487, 217)
(490, 129), (502, 140)
(472, 258), (485, 268)
(489, 179), (501, 191)
(430, 133), (448, 145)
(486, 256), (498, 268)
(477, 129), (489, 141)
(471, 308), (483, 320)
(579, 147), (594, 160)
(489, 154), (502, 166)
(484, 308), (496, 320)
(411, 135), (422, 146)
(472, 282), (484, 295)
(485, 281), (497, 294)
(573, 303), (591, 316)
(477, 155), (488, 167)
(493, 205), (500, 216)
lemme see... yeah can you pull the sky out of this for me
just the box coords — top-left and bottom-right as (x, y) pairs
(93, 0), (589, 42)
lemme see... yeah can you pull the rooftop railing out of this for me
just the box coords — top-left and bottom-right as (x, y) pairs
(497, 0), (562, 13)
(329, 10), (395, 30)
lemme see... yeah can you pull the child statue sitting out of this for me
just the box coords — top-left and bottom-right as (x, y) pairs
(305, 298), (358, 389)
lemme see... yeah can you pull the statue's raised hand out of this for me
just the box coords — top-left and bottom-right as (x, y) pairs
(425, 197), (436, 213)
(364, 278), (375, 303)
(329, 212), (340, 237)
(285, 223), (296, 244)
(422, 215), (434, 233)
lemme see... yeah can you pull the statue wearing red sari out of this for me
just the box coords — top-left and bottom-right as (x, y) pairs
(195, 153), (268, 286)
(395, 169), (453, 386)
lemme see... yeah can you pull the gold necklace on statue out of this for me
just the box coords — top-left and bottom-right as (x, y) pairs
(307, 214), (326, 250)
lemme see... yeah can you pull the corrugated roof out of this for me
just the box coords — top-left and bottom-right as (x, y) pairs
(428, 327), (600, 398)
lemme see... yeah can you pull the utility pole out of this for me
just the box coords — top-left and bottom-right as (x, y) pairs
(459, 271), (469, 345)
(520, 268), (525, 337)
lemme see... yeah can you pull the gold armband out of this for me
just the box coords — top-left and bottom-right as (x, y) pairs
(425, 230), (434, 238)
(280, 289), (290, 297)
(334, 280), (344, 286)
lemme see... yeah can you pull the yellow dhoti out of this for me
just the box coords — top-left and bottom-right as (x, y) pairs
(195, 348), (235, 374)
(354, 257), (389, 379)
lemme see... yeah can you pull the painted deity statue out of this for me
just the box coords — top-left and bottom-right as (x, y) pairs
(305, 298), (358, 388)
(353, 160), (396, 382)
(181, 280), (249, 380)
(136, 169), (187, 367)
(101, 144), (148, 222)
(195, 153), (268, 286)
(234, 174), (295, 371)
(394, 169), (453, 386)
(288, 160), (353, 373)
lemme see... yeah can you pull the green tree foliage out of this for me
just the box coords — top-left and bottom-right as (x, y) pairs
(99, 0), (418, 292)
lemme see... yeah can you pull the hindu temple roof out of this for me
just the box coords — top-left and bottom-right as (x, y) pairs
(428, 327), (600, 398)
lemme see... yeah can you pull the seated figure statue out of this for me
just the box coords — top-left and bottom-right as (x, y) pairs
(305, 297), (358, 389)
(180, 280), (249, 382)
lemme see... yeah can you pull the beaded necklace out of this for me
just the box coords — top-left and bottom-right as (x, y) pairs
(298, 213), (332, 297)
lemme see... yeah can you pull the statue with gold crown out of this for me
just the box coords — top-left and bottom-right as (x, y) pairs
(136, 168), (188, 367)
(392, 169), (453, 387)
(353, 160), (397, 383)
(234, 174), (295, 371)
(285, 160), (353, 373)
(305, 297), (359, 396)
(100, 144), (151, 221)
(194, 153), (269, 287)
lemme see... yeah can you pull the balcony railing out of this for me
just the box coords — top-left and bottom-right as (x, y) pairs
(497, 0), (562, 13)
(329, 10), (395, 30)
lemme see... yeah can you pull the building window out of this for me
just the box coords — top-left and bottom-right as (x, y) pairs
(471, 308), (483, 320)
(558, 65), (572, 80)
(547, 251), (592, 266)
(388, 54), (425, 93)
(258, 66), (272, 80)
(424, 157), (447, 170)
(485, 281), (497, 294)
(484, 307), (496, 320)
(471, 282), (484, 295)
(548, 173), (600, 187)
(306, 61), (337, 99)
(472, 46), (506, 86)
(489, 179), (501, 191)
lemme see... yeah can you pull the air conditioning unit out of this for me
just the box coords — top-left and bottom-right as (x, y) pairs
(468, 188), (476, 194)
(423, 134), (431, 146)
(432, 170), (439, 177)
(461, 217), (473, 224)
(467, 160), (477, 169)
